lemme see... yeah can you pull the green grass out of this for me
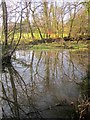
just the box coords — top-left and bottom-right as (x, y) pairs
(70, 42), (88, 49)
(19, 41), (88, 50)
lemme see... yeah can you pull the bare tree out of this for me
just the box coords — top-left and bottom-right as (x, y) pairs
(1, 0), (30, 63)
(25, 1), (35, 40)
(68, 2), (78, 38)
(60, 1), (67, 39)
(30, 2), (43, 39)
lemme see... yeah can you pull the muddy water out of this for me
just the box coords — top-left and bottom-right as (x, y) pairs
(1, 49), (89, 119)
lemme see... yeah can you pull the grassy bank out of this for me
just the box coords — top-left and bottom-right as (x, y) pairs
(18, 40), (89, 51)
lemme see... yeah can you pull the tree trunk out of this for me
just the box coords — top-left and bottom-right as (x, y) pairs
(32, 13), (43, 39)
(43, 1), (49, 38)
(68, 4), (76, 38)
(2, 0), (8, 46)
(26, 2), (35, 40)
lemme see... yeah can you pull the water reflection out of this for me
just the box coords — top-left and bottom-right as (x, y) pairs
(1, 49), (89, 119)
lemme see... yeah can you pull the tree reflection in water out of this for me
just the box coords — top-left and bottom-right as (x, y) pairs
(1, 49), (89, 119)
(1, 63), (42, 119)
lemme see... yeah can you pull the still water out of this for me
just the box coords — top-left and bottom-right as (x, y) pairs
(1, 49), (89, 119)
